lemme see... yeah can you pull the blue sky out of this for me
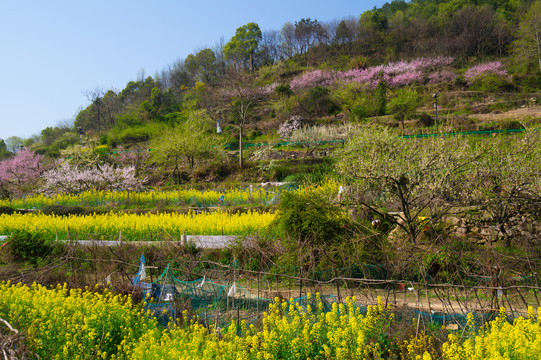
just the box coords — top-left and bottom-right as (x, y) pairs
(0, 0), (387, 140)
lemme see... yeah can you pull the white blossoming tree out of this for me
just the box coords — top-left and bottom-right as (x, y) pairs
(41, 161), (145, 194)
(337, 125), (481, 243)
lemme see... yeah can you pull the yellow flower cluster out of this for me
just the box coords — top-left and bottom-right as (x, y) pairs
(0, 210), (275, 240)
(1, 180), (341, 210)
(295, 179), (341, 198)
(0, 187), (273, 209)
(1, 281), (540, 360)
(128, 294), (394, 360)
(0, 281), (154, 360)
(441, 307), (541, 360)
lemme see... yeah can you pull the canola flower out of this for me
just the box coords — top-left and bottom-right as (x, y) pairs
(0, 281), (156, 360)
(294, 179), (341, 198)
(126, 294), (395, 360)
(1, 281), (540, 360)
(0, 180), (340, 210)
(441, 307), (541, 360)
(0, 187), (273, 209)
(0, 210), (275, 240)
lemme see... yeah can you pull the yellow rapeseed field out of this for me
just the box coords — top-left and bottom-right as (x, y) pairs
(0, 282), (540, 359)
(0, 210), (275, 240)
(0, 187), (274, 208)
(0, 281), (154, 360)
(0, 180), (340, 209)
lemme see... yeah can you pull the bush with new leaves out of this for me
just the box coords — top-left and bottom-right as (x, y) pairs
(5, 230), (54, 264)
(272, 190), (353, 249)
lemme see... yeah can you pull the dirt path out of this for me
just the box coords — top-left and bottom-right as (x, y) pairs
(469, 105), (541, 122)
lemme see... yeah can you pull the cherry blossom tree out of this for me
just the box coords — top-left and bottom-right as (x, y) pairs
(0, 148), (43, 198)
(291, 56), (455, 89)
(41, 161), (145, 194)
(290, 69), (336, 90)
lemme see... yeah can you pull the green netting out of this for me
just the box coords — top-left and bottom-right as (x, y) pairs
(152, 265), (271, 315)
(401, 128), (530, 139)
(410, 309), (499, 330)
(140, 262), (518, 330)
(289, 294), (338, 313)
(142, 264), (348, 328)
(145, 302), (175, 327)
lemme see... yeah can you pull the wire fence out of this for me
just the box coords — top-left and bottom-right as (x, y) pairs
(127, 258), (541, 329)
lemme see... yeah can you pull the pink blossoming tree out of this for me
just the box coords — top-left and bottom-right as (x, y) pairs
(0, 148), (43, 198)
(289, 70), (337, 90)
(290, 56), (455, 90)
(464, 61), (508, 84)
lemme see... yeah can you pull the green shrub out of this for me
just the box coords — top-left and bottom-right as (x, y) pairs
(303, 87), (340, 116)
(117, 127), (152, 144)
(271, 163), (292, 182)
(469, 74), (511, 92)
(351, 104), (369, 121)
(276, 83), (293, 97)
(417, 113), (435, 127)
(273, 191), (353, 248)
(501, 119), (525, 130)
(6, 230), (54, 264)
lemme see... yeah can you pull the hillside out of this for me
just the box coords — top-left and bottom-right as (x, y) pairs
(1, 2), (541, 358)
(0, 0), (538, 184)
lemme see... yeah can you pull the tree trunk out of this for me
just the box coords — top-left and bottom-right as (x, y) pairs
(537, 30), (541, 73)
(239, 126), (244, 168)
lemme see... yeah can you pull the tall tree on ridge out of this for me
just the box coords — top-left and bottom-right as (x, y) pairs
(224, 22), (262, 71)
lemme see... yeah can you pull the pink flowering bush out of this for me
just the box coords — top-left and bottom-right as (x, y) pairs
(292, 57), (455, 90)
(464, 62), (508, 85)
(290, 70), (336, 90)
(380, 57), (454, 87)
(388, 71), (424, 87)
(41, 161), (145, 194)
(337, 66), (386, 88)
(428, 70), (457, 85)
(406, 56), (454, 72)
(0, 148), (43, 197)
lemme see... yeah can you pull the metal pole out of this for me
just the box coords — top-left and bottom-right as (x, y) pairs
(433, 93), (439, 127)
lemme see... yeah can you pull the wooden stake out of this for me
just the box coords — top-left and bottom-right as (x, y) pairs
(299, 267), (302, 299)
(425, 283), (432, 319)
(415, 312), (421, 338)
(236, 304), (240, 336)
